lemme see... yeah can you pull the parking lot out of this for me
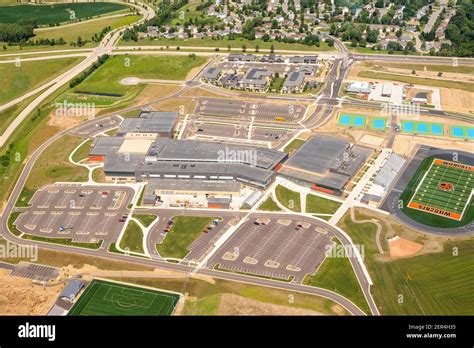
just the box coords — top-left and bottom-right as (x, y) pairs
(69, 115), (122, 138)
(208, 217), (333, 283)
(15, 185), (134, 244)
(195, 98), (306, 122)
(9, 262), (60, 283)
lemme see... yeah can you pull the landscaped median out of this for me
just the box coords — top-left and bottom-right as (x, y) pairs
(132, 214), (157, 228)
(275, 185), (301, 212)
(156, 216), (217, 259)
(119, 220), (144, 254)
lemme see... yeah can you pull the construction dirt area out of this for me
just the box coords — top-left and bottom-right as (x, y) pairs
(0, 269), (59, 315)
(392, 134), (474, 157)
(216, 294), (324, 315)
(388, 236), (423, 259)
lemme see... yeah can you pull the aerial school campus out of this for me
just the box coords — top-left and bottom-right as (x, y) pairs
(0, 0), (473, 329)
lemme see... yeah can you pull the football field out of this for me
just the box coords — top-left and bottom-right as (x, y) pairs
(407, 158), (473, 221)
(68, 280), (180, 316)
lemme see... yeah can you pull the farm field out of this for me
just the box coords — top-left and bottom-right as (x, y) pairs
(339, 209), (474, 315)
(72, 55), (207, 96)
(0, 57), (83, 105)
(156, 216), (215, 259)
(68, 280), (180, 316)
(0, 3), (128, 25)
(33, 14), (141, 43)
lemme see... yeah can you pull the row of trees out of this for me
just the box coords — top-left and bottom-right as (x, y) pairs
(70, 54), (109, 88)
(0, 22), (35, 43)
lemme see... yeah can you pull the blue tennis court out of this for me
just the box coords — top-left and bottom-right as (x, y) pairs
(450, 125), (474, 139)
(417, 123), (428, 133)
(431, 124), (443, 135)
(373, 119), (385, 129)
(451, 127), (464, 137)
(339, 115), (351, 125)
(353, 116), (365, 126)
(403, 121), (414, 132)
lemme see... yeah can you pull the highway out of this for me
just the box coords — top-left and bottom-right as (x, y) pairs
(0, 1), (155, 148)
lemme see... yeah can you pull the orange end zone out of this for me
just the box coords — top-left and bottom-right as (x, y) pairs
(407, 202), (462, 221)
(433, 159), (474, 172)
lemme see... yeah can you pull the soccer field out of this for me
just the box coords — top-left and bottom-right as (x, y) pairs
(407, 158), (473, 221)
(68, 280), (180, 316)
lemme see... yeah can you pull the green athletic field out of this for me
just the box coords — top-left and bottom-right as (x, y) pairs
(401, 156), (474, 228)
(68, 280), (180, 316)
(408, 158), (473, 218)
(0, 3), (128, 25)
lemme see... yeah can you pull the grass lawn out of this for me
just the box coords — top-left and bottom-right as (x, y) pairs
(303, 239), (371, 315)
(68, 279), (180, 316)
(258, 197), (281, 211)
(275, 185), (301, 212)
(25, 135), (88, 190)
(338, 209), (474, 315)
(111, 276), (349, 316)
(0, 3), (128, 25)
(121, 37), (333, 52)
(72, 55), (207, 96)
(33, 14), (141, 43)
(156, 216), (215, 259)
(22, 234), (102, 249)
(133, 214), (157, 228)
(119, 220), (144, 254)
(269, 77), (285, 92)
(71, 139), (92, 163)
(369, 62), (474, 75)
(358, 71), (474, 92)
(306, 194), (342, 215)
(0, 57), (83, 105)
(15, 187), (36, 207)
(7, 212), (23, 236)
(169, 2), (219, 26)
(283, 138), (304, 153)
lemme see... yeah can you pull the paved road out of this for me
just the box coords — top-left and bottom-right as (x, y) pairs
(0, 1), (155, 148)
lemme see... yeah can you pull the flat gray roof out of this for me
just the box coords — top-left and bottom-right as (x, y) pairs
(284, 135), (350, 174)
(148, 178), (240, 192)
(104, 153), (145, 174)
(137, 161), (275, 183)
(281, 135), (372, 190)
(146, 138), (286, 169)
(90, 136), (124, 156)
(117, 111), (178, 135)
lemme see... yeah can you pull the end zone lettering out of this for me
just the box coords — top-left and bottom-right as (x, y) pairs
(408, 202), (462, 221)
